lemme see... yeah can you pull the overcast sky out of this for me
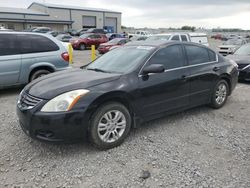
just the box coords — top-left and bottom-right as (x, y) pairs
(1, 0), (250, 29)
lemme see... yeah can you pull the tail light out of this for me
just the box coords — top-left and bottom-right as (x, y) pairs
(61, 52), (69, 62)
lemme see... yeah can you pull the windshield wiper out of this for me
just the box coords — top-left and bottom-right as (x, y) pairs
(86, 68), (108, 73)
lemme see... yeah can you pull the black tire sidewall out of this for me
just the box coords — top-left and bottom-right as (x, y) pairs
(30, 70), (50, 82)
(89, 102), (132, 150)
(211, 80), (229, 109)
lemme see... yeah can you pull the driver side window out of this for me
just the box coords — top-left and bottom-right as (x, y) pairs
(148, 45), (185, 69)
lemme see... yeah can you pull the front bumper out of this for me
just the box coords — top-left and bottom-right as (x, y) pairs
(16, 103), (89, 142)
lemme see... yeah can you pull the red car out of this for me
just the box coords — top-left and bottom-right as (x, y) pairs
(97, 38), (129, 54)
(70, 33), (108, 50)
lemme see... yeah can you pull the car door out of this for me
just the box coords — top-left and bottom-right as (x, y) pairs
(138, 44), (190, 118)
(184, 44), (219, 106)
(87, 34), (96, 46)
(0, 34), (21, 86)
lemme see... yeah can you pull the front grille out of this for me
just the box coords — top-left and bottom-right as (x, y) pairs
(19, 92), (42, 109)
(238, 64), (249, 70)
(220, 48), (229, 50)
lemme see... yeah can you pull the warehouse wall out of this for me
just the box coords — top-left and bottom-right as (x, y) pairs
(104, 12), (122, 33)
(71, 10), (103, 30)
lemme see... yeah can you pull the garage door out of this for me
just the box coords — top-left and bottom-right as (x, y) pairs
(105, 17), (117, 32)
(82, 16), (96, 28)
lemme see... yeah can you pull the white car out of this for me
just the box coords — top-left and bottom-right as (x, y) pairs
(146, 33), (209, 46)
(218, 39), (248, 56)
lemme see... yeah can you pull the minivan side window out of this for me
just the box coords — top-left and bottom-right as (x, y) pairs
(0, 34), (20, 56)
(148, 45), (185, 69)
(19, 34), (59, 54)
(185, 45), (210, 65)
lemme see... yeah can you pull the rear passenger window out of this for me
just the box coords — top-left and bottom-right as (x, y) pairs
(185, 45), (210, 65)
(149, 45), (185, 69)
(19, 34), (59, 54)
(0, 34), (20, 56)
(181, 35), (188, 41)
(171, 35), (180, 41)
(208, 50), (216, 61)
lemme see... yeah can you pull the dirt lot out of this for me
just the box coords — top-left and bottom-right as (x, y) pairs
(0, 40), (249, 187)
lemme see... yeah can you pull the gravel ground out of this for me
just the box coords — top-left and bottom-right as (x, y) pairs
(0, 39), (249, 188)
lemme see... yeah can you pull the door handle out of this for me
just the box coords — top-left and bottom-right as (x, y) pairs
(181, 75), (187, 81)
(213, 67), (220, 72)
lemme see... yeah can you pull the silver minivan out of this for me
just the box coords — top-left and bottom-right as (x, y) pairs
(0, 32), (70, 88)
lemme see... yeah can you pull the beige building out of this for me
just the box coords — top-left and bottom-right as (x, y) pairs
(0, 2), (122, 32)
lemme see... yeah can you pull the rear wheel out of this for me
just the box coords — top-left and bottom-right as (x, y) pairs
(210, 80), (229, 109)
(79, 43), (86, 50)
(89, 102), (132, 150)
(30, 69), (51, 82)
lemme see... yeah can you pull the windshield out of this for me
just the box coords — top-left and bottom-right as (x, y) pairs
(146, 35), (171, 41)
(107, 38), (122, 44)
(224, 39), (243, 45)
(234, 44), (250, 55)
(86, 46), (154, 74)
(80, 34), (90, 39)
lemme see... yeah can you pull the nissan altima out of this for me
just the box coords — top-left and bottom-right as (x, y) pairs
(17, 41), (238, 149)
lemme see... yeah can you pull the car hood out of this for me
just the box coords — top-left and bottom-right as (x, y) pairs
(25, 68), (121, 99)
(218, 45), (238, 48)
(226, 54), (250, 64)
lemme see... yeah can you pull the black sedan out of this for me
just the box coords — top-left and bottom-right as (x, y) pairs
(227, 43), (250, 81)
(16, 41), (238, 149)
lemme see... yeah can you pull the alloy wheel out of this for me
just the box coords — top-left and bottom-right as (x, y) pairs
(215, 83), (227, 105)
(97, 110), (126, 143)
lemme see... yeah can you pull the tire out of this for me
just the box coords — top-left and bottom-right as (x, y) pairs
(79, 43), (86, 50)
(89, 102), (132, 150)
(30, 69), (51, 82)
(210, 80), (229, 109)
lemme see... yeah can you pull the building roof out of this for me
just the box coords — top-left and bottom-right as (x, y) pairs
(28, 2), (121, 14)
(0, 7), (48, 15)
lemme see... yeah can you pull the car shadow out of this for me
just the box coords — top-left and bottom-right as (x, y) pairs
(24, 105), (213, 156)
(0, 86), (23, 97)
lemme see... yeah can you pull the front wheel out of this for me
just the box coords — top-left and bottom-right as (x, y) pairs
(210, 80), (229, 109)
(89, 102), (132, 150)
(79, 43), (86, 50)
(30, 69), (51, 82)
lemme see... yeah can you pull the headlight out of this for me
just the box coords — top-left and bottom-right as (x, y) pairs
(41, 89), (89, 112)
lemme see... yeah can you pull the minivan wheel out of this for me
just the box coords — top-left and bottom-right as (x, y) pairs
(210, 80), (229, 109)
(30, 70), (51, 82)
(89, 102), (132, 150)
(79, 44), (86, 50)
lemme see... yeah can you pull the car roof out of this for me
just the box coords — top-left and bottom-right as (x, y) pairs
(126, 40), (212, 49)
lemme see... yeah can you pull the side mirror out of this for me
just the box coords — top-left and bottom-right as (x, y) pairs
(142, 64), (165, 75)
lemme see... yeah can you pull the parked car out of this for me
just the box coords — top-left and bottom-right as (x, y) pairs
(70, 33), (108, 50)
(56, 34), (73, 42)
(146, 33), (209, 46)
(218, 39), (248, 56)
(32, 27), (52, 33)
(64, 29), (78, 36)
(0, 32), (70, 88)
(85, 28), (106, 34)
(97, 38), (129, 54)
(0, 27), (13, 32)
(16, 41), (238, 149)
(106, 33), (125, 41)
(189, 33), (209, 46)
(128, 30), (151, 38)
(130, 35), (148, 41)
(227, 43), (250, 81)
(47, 31), (59, 37)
